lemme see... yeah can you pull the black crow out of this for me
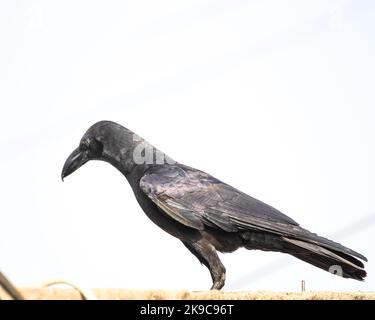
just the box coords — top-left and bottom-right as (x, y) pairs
(61, 121), (367, 289)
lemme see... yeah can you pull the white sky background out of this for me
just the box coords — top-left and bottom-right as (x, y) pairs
(0, 0), (374, 292)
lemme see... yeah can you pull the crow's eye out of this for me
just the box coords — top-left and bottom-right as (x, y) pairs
(80, 138), (103, 155)
(80, 141), (89, 151)
(88, 138), (104, 155)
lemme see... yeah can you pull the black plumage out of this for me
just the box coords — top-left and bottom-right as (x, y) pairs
(61, 121), (367, 289)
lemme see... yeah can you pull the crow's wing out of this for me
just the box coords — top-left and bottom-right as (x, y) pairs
(140, 164), (299, 233)
(139, 164), (367, 261)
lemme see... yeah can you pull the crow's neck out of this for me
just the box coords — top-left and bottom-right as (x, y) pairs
(109, 140), (175, 188)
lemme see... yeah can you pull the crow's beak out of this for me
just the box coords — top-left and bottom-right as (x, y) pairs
(61, 147), (88, 181)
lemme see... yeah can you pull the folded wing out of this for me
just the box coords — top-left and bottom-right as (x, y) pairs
(139, 164), (367, 262)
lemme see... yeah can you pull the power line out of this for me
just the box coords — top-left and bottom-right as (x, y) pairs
(0, 271), (23, 300)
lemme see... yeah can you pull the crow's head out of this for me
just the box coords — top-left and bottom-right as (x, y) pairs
(61, 120), (137, 180)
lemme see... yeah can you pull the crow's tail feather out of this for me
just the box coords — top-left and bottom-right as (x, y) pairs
(283, 237), (367, 281)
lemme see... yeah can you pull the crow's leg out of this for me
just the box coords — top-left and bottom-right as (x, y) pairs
(183, 239), (226, 290)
